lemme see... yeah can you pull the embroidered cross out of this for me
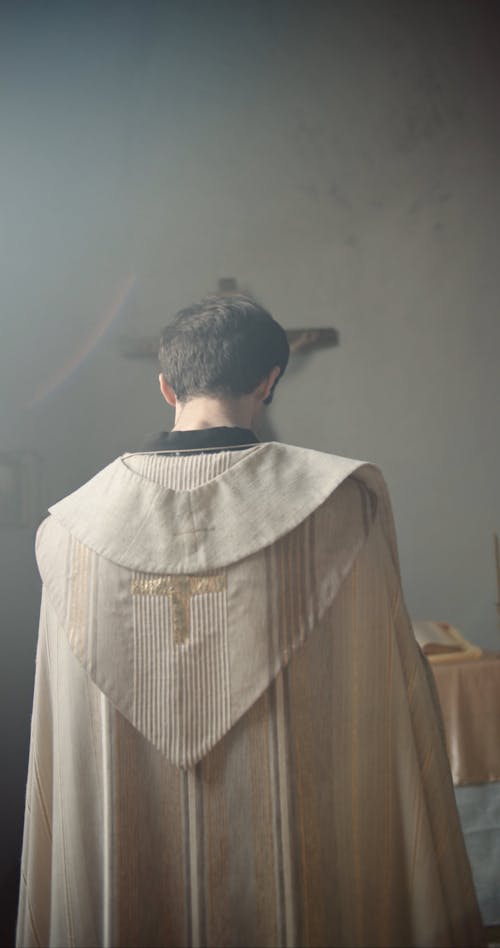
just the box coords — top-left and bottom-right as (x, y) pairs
(131, 574), (226, 644)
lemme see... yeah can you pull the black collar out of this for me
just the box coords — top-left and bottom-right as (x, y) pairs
(142, 426), (260, 455)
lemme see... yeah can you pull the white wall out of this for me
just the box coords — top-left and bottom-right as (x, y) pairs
(1, 0), (499, 902)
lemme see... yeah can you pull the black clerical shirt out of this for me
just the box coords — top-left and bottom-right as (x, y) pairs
(143, 426), (260, 455)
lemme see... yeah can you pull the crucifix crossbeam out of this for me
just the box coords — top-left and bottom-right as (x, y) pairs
(119, 277), (339, 359)
(120, 327), (338, 358)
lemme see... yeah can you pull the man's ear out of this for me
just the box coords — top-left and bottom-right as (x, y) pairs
(260, 366), (281, 402)
(159, 374), (177, 407)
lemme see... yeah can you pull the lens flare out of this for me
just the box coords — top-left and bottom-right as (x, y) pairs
(30, 274), (136, 407)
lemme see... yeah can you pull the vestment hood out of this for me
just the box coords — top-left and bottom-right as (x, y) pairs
(45, 442), (383, 572)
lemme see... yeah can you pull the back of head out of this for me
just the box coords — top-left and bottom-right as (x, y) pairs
(159, 295), (289, 404)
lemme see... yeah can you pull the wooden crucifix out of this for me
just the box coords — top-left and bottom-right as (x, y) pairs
(119, 278), (339, 359)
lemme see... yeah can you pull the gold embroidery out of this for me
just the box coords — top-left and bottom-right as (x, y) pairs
(131, 573), (226, 644)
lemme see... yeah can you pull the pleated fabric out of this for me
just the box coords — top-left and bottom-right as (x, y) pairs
(17, 447), (484, 948)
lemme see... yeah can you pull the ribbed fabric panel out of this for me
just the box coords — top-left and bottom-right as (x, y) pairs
(263, 514), (319, 948)
(132, 588), (170, 752)
(131, 568), (230, 768)
(276, 513), (315, 662)
(67, 535), (92, 659)
(263, 507), (330, 674)
(125, 450), (249, 491)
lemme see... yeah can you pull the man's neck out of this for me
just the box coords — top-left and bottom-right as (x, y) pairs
(172, 397), (256, 432)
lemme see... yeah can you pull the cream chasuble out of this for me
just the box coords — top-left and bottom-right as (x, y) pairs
(16, 442), (483, 948)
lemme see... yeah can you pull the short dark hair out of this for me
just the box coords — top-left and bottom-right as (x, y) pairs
(159, 295), (289, 404)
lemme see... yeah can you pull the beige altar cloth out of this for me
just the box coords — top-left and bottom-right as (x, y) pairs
(431, 652), (500, 786)
(17, 443), (483, 947)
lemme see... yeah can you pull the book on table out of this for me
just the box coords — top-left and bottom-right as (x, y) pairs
(412, 620), (483, 663)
